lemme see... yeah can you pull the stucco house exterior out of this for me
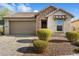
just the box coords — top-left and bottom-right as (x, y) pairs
(71, 20), (79, 32)
(3, 6), (74, 35)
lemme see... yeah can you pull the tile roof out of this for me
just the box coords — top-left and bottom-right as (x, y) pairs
(3, 12), (38, 18)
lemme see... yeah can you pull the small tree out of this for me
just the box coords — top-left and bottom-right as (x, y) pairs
(0, 7), (13, 16)
(0, 7), (14, 34)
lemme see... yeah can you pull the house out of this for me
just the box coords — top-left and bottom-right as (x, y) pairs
(71, 19), (79, 32)
(3, 6), (74, 35)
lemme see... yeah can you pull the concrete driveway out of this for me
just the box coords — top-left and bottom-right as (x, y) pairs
(0, 35), (38, 56)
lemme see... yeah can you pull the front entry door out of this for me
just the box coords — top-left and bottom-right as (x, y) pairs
(56, 19), (64, 31)
(57, 25), (62, 31)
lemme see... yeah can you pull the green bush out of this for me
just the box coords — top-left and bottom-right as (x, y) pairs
(33, 40), (48, 53)
(0, 27), (3, 35)
(0, 27), (3, 33)
(66, 32), (73, 41)
(66, 32), (79, 42)
(37, 29), (52, 41)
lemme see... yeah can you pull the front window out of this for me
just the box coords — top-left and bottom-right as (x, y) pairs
(41, 20), (47, 28)
(56, 19), (64, 26)
(56, 19), (64, 31)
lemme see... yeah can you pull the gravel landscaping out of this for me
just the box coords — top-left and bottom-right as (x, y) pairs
(23, 37), (79, 56)
(48, 39), (78, 56)
(0, 35), (79, 56)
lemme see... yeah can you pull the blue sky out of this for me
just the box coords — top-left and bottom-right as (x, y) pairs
(0, 3), (79, 19)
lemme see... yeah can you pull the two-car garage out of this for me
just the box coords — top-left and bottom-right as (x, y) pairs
(9, 21), (36, 35)
(3, 12), (37, 35)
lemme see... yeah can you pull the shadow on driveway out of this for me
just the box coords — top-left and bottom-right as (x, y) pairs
(17, 39), (33, 43)
(49, 39), (69, 43)
(17, 46), (34, 54)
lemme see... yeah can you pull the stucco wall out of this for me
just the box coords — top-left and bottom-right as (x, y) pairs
(36, 15), (41, 32)
(63, 17), (73, 32)
(4, 19), (9, 35)
(36, 6), (56, 32)
(48, 16), (56, 34)
(71, 20), (79, 31)
(47, 10), (73, 33)
(71, 21), (79, 28)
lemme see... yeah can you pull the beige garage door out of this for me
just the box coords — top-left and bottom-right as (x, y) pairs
(10, 21), (36, 35)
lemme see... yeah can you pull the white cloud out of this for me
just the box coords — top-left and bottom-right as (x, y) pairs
(10, 3), (16, 6)
(33, 10), (39, 12)
(17, 4), (32, 12)
(0, 3), (33, 12)
(71, 17), (78, 21)
(0, 3), (16, 11)
(0, 3), (39, 12)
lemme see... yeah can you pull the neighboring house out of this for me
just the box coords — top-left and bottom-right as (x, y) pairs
(3, 6), (74, 35)
(71, 20), (79, 32)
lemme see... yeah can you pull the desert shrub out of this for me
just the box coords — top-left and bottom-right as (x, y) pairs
(66, 32), (79, 42)
(0, 27), (3, 33)
(33, 40), (48, 53)
(37, 29), (52, 41)
(0, 27), (3, 35)
(66, 32), (73, 41)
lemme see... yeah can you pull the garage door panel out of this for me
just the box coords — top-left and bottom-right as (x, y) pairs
(10, 21), (36, 35)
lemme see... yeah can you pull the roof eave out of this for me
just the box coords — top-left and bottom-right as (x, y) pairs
(3, 16), (36, 19)
(36, 5), (57, 16)
(59, 9), (74, 18)
(46, 8), (74, 18)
